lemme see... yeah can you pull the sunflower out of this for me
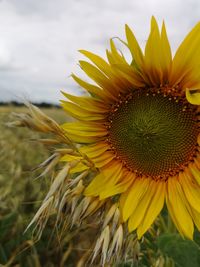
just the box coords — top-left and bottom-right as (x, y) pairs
(60, 16), (200, 241)
(13, 17), (200, 265)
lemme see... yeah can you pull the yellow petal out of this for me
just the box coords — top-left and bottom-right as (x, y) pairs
(186, 88), (200, 105)
(160, 21), (172, 81)
(61, 91), (109, 113)
(70, 162), (89, 174)
(106, 47), (140, 89)
(60, 154), (82, 162)
(106, 50), (119, 65)
(92, 152), (115, 168)
(175, 181), (200, 234)
(128, 180), (156, 233)
(99, 172), (135, 199)
(79, 50), (115, 79)
(166, 178), (194, 239)
(61, 122), (107, 137)
(79, 60), (118, 99)
(84, 161), (122, 196)
(181, 69), (200, 90)
(125, 24), (144, 68)
(118, 172), (136, 212)
(190, 207), (200, 231)
(64, 132), (101, 144)
(62, 121), (106, 132)
(108, 39), (127, 64)
(112, 63), (145, 87)
(80, 49), (134, 94)
(80, 142), (109, 159)
(122, 178), (150, 221)
(170, 22), (200, 86)
(137, 181), (165, 239)
(144, 16), (162, 86)
(190, 165), (200, 186)
(61, 101), (104, 121)
(71, 74), (110, 101)
(179, 172), (200, 213)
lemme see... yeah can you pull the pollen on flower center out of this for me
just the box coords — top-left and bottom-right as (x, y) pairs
(107, 89), (199, 179)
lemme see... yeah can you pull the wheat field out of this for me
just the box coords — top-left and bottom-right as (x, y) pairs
(0, 106), (79, 267)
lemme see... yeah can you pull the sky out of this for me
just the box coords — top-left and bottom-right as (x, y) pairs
(0, 0), (200, 103)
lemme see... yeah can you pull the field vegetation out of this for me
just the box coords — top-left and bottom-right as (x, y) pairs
(0, 106), (77, 267)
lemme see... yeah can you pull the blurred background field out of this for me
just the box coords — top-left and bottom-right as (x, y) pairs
(0, 105), (77, 267)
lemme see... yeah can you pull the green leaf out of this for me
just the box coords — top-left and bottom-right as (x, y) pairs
(158, 233), (200, 267)
(0, 244), (8, 264)
(0, 212), (18, 239)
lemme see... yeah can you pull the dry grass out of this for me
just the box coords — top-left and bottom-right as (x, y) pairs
(0, 106), (82, 267)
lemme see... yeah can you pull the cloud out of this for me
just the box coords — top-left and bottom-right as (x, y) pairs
(0, 0), (200, 103)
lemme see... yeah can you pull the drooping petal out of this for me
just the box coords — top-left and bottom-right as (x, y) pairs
(179, 172), (200, 213)
(127, 180), (165, 237)
(136, 180), (165, 239)
(122, 178), (150, 221)
(128, 180), (156, 233)
(190, 207), (200, 231)
(166, 177), (194, 239)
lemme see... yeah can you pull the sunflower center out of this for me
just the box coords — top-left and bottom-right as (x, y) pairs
(108, 90), (199, 179)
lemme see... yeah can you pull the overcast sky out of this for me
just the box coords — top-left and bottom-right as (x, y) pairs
(0, 0), (200, 103)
